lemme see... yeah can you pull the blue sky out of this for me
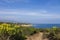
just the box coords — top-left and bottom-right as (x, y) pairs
(0, 0), (60, 24)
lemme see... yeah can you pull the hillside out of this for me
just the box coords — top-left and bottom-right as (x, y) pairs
(0, 22), (60, 40)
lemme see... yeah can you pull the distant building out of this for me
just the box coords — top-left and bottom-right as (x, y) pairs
(21, 24), (32, 27)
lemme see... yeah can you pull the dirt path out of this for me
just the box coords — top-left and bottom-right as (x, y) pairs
(26, 32), (48, 40)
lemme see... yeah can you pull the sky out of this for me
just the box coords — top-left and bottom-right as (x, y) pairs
(0, 0), (60, 24)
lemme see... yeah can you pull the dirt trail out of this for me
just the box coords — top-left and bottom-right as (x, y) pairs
(26, 32), (49, 40)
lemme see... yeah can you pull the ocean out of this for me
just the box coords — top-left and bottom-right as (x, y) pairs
(33, 24), (60, 28)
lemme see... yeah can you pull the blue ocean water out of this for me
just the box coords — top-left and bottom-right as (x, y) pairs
(33, 24), (60, 28)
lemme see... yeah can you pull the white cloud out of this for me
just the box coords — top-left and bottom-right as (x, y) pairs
(0, 15), (21, 22)
(0, 9), (60, 23)
(0, 9), (60, 19)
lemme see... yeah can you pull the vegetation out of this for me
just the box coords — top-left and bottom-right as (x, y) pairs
(0, 22), (37, 40)
(0, 22), (60, 40)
